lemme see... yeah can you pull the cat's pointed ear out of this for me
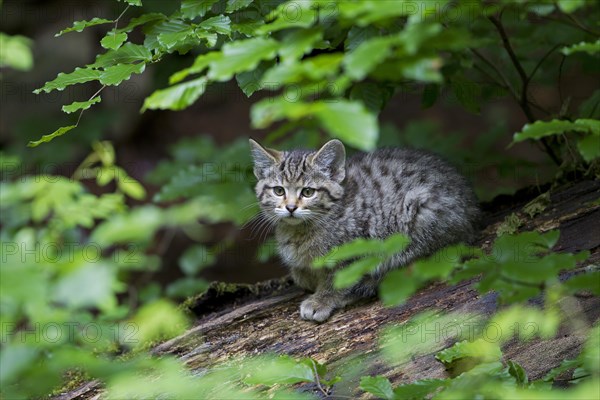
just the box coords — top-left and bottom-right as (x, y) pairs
(310, 139), (346, 182)
(249, 138), (282, 179)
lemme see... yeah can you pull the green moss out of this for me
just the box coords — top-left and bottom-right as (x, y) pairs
(523, 192), (551, 218)
(496, 213), (524, 236)
(49, 369), (90, 398)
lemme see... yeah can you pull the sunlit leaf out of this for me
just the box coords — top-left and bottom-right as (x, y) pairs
(244, 355), (315, 385)
(34, 68), (101, 94)
(181, 0), (219, 19)
(27, 125), (77, 147)
(0, 33), (33, 71)
(334, 256), (381, 289)
(360, 375), (394, 400)
(89, 43), (152, 68)
(208, 37), (279, 81)
(99, 62), (145, 85)
(142, 77), (208, 111)
(62, 97), (102, 114)
(56, 17), (113, 36)
(577, 134), (600, 162)
(199, 15), (231, 35)
(127, 300), (189, 348)
(100, 32), (128, 50)
(512, 119), (600, 143)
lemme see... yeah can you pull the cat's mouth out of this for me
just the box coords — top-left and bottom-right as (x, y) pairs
(281, 216), (303, 225)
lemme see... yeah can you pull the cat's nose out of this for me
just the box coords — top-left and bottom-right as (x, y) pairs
(286, 204), (298, 214)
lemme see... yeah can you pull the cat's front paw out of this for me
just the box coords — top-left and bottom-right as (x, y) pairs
(300, 296), (335, 322)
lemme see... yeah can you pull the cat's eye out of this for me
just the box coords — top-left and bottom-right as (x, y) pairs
(273, 186), (285, 196)
(301, 187), (315, 198)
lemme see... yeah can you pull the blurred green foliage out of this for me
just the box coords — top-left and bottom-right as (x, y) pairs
(1, 0), (600, 398)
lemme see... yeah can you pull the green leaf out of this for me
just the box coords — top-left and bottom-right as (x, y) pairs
(557, 0), (586, 13)
(577, 134), (600, 162)
(99, 63), (145, 85)
(100, 31), (128, 50)
(334, 256), (381, 289)
(564, 271), (600, 295)
(169, 52), (222, 84)
(27, 125), (77, 147)
(393, 379), (449, 399)
(381, 233), (411, 256)
(562, 39), (600, 56)
(53, 264), (116, 310)
(0, 345), (39, 386)
(117, 13), (167, 33)
(34, 67), (101, 94)
(207, 37), (279, 81)
(166, 277), (209, 298)
(244, 355), (315, 386)
(61, 97), (102, 114)
(199, 15), (231, 35)
(0, 33), (33, 71)
(313, 237), (391, 268)
(345, 25), (379, 52)
(507, 360), (528, 387)
(379, 269), (419, 306)
(89, 43), (152, 68)
(436, 339), (502, 366)
(350, 82), (395, 113)
(141, 77), (208, 111)
(512, 119), (600, 143)
(226, 0), (253, 13)
(359, 375), (394, 400)
(157, 26), (195, 50)
(120, 0), (142, 6)
(181, 0), (219, 19)
(312, 100), (378, 150)
(91, 205), (163, 246)
(489, 306), (560, 344)
(56, 17), (113, 36)
(261, 53), (343, 89)
(128, 300), (189, 348)
(344, 35), (396, 80)
(179, 245), (215, 275)
(542, 359), (582, 382)
(279, 28), (323, 64)
(117, 175), (146, 200)
(251, 99), (378, 150)
(236, 60), (273, 97)
(579, 90), (600, 119)
(257, 1), (316, 33)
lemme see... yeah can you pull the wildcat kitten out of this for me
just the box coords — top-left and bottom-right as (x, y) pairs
(249, 138), (479, 322)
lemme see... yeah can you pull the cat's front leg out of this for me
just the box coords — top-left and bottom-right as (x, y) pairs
(300, 292), (347, 322)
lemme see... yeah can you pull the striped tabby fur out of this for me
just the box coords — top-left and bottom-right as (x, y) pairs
(249, 139), (479, 322)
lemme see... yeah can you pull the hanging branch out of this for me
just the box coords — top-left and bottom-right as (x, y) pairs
(488, 14), (562, 166)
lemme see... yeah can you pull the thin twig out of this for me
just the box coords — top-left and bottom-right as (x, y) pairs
(540, 15), (600, 36)
(488, 14), (561, 165)
(565, 13), (600, 37)
(557, 55), (566, 108)
(75, 85), (107, 126)
(470, 49), (519, 101)
(527, 43), (563, 85)
(114, 4), (130, 28)
(310, 359), (330, 398)
(488, 15), (532, 119)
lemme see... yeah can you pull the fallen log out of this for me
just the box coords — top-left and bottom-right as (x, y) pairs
(57, 179), (600, 399)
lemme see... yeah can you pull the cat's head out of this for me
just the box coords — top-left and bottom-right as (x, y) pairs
(249, 139), (346, 225)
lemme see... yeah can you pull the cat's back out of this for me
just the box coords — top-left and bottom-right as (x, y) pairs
(340, 147), (479, 241)
(345, 147), (469, 197)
